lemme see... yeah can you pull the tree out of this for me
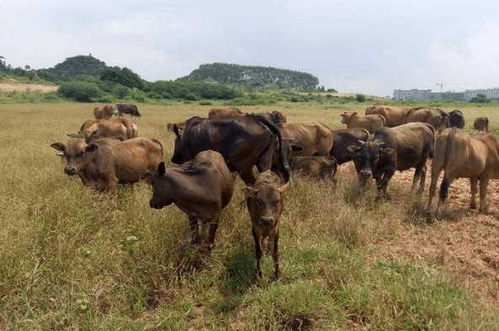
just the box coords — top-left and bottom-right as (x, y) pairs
(355, 94), (367, 102)
(100, 67), (144, 89)
(58, 81), (102, 102)
(40, 55), (108, 81)
(470, 93), (489, 103)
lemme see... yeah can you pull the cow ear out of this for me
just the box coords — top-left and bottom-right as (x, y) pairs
(157, 162), (166, 176)
(67, 132), (82, 138)
(242, 186), (257, 198)
(51, 142), (65, 153)
(381, 147), (394, 156)
(347, 145), (361, 153)
(172, 124), (181, 138)
(278, 182), (289, 193)
(85, 143), (98, 153)
(166, 123), (173, 132)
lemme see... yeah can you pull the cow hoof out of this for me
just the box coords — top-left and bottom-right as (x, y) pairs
(470, 202), (477, 210)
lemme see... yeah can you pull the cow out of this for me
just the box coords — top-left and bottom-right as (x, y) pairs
(70, 118), (138, 142)
(365, 105), (410, 127)
(473, 117), (489, 132)
(279, 122), (333, 156)
(290, 156), (337, 179)
(166, 122), (186, 135)
(406, 107), (449, 131)
(427, 129), (499, 215)
(257, 111), (287, 126)
(50, 137), (164, 191)
(149, 151), (235, 250)
(243, 170), (289, 279)
(340, 111), (385, 132)
(330, 128), (370, 165)
(171, 114), (290, 185)
(347, 122), (435, 198)
(208, 108), (244, 119)
(93, 105), (117, 120)
(116, 104), (141, 117)
(448, 110), (465, 129)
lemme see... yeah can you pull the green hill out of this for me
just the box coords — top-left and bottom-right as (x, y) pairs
(38, 55), (108, 81)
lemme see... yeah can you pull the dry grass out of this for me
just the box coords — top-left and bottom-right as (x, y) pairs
(0, 102), (498, 330)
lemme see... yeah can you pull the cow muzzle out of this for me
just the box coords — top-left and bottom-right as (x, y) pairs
(64, 167), (77, 176)
(149, 200), (163, 209)
(259, 216), (275, 226)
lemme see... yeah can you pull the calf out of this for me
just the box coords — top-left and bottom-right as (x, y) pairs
(94, 105), (117, 120)
(348, 123), (435, 198)
(208, 107), (244, 119)
(406, 107), (449, 131)
(365, 105), (410, 127)
(330, 128), (370, 165)
(340, 111), (385, 132)
(70, 118), (138, 142)
(149, 151), (235, 250)
(116, 104), (141, 117)
(50, 137), (163, 191)
(473, 117), (489, 132)
(243, 171), (289, 279)
(448, 110), (465, 128)
(279, 121), (333, 156)
(290, 156), (337, 179)
(427, 129), (499, 214)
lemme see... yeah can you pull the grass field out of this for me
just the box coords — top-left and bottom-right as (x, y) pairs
(0, 102), (498, 330)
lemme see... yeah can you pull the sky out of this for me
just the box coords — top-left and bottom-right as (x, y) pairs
(1, 0), (499, 96)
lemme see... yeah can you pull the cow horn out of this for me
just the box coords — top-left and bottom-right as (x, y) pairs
(357, 139), (365, 145)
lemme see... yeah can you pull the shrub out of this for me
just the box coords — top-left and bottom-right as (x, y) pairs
(100, 67), (144, 89)
(355, 94), (367, 102)
(57, 81), (101, 102)
(470, 93), (489, 103)
(112, 85), (130, 98)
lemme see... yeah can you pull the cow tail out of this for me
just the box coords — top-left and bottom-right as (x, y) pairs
(427, 124), (436, 159)
(438, 128), (456, 202)
(252, 115), (291, 182)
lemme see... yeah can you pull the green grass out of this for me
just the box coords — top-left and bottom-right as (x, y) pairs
(0, 103), (497, 330)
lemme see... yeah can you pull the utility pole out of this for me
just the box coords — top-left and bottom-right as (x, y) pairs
(435, 82), (444, 91)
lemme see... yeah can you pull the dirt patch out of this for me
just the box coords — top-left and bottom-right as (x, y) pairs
(0, 82), (58, 93)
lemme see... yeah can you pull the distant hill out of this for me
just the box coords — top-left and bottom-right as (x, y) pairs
(178, 63), (319, 90)
(38, 55), (108, 81)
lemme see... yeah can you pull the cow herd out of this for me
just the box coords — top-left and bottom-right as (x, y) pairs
(50, 104), (498, 279)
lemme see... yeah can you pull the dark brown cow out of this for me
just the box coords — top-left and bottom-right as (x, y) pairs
(348, 123), (435, 198)
(330, 128), (370, 165)
(243, 171), (289, 279)
(70, 118), (138, 142)
(473, 117), (489, 132)
(340, 111), (385, 132)
(290, 156), (337, 179)
(50, 137), (163, 191)
(93, 105), (117, 120)
(365, 105), (410, 127)
(427, 129), (499, 214)
(149, 151), (235, 250)
(279, 122), (333, 156)
(406, 107), (449, 131)
(171, 115), (290, 185)
(448, 110), (465, 129)
(116, 104), (141, 117)
(208, 108), (244, 119)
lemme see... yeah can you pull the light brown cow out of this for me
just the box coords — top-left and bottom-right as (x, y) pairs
(243, 171), (289, 279)
(290, 156), (337, 179)
(340, 111), (385, 132)
(93, 105), (117, 120)
(208, 108), (244, 119)
(427, 128), (499, 215)
(71, 118), (138, 141)
(365, 105), (410, 127)
(279, 122), (333, 156)
(473, 117), (489, 132)
(50, 137), (163, 191)
(149, 151), (235, 250)
(406, 107), (449, 131)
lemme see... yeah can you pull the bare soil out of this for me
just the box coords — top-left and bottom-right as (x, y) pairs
(0, 82), (58, 93)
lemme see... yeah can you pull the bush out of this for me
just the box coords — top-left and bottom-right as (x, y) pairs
(355, 94), (367, 102)
(112, 85), (130, 98)
(470, 93), (489, 103)
(100, 67), (144, 89)
(58, 81), (101, 102)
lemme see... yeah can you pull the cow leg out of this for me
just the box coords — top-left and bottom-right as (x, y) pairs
(188, 216), (201, 244)
(204, 219), (219, 251)
(427, 165), (443, 211)
(411, 166), (422, 192)
(470, 177), (478, 210)
(252, 227), (263, 278)
(377, 168), (394, 199)
(479, 177), (490, 214)
(436, 176), (453, 215)
(418, 164), (427, 194)
(271, 231), (280, 280)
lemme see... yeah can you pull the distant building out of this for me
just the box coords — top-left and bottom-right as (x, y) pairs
(463, 88), (499, 101)
(393, 89), (432, 100)
(393, 88), (499, 101)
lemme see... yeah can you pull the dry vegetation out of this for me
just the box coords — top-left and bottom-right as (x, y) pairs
(0, 102), (498, 330)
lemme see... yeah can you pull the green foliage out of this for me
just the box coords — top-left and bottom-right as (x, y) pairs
(39, 55), (108, 81)
(355, 94), (367, 102)
(100, 67), (144, 89)
(112, 85), (130, 98)
(147, 80), (240, 100)
(470, 93), (489, 103)
(58, 81), (102, 102)
(179, 62), (319, 90)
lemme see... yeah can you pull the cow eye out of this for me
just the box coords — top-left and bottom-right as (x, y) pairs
(255, 199), (264, 208)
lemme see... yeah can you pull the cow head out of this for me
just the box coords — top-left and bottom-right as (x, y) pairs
(50, 139), (99, 176)
(271, 111), (287, 126)
(149, 162), (174, 209)
(243, 171), (289, 228)
(170, 124), (191, 164)
(340, 112), (356, 125)
(347, 141), (393, 185)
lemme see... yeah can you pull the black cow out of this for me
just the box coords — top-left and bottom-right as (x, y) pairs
(116, 104), (141, 117)
(347, 123), (435, 198)
(171, 115), (290, 185)
(330, 128), (370, 164)
(448, 110), (465, 128)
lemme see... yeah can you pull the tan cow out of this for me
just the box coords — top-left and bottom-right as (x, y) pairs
(406, 107), (449, 131)
(365, 105), (410, 127)
(208, 108), (244, 119)
(427, 128), (499, 214)
(340, 111), (385, 132)
(279, 122), (333, 156)
(243, 171), (289, 279)
(290, 156), (337, 179)
(51, 137), (164, 191)
(71, 118), (138, 141)
(94, 104), (117, 120)
(149, 151), (235, 250)
(473, 117), (489, 132)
